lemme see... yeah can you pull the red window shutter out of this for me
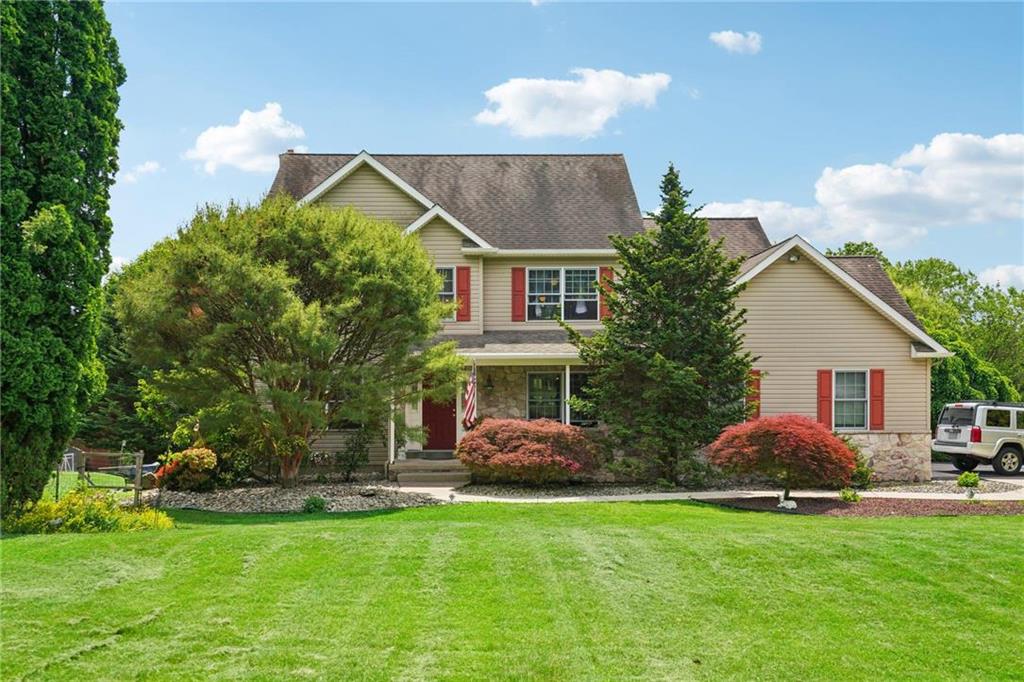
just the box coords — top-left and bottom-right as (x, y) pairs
(511, 267), (526, 322)
(746, 370), (762, 420)
(870, 369), (885, 431)
(455, 266), (471, 321)
(817, 370), (832, 429)
(599, 266), (613, 319)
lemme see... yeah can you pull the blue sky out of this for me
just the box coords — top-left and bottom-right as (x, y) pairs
(107, 2), (1023, 285)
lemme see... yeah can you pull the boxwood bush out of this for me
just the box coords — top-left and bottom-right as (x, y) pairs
(456, 418), (598, 484)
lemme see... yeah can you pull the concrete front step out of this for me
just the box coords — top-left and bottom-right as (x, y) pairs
(397, 471), (471, 487)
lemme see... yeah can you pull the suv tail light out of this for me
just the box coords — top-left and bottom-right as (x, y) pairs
(970, 426), (982, 443)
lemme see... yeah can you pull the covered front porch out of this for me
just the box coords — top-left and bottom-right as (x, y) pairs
(393, 332), (593, 464)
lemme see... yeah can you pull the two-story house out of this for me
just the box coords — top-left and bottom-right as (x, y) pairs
(269, 151), (950, 482)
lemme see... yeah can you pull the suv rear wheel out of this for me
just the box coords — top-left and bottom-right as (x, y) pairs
(952, 456), (978, 472)
(992, 447), (1023, 476)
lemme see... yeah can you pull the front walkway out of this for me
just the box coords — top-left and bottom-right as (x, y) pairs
(402, 478), (1024, 504)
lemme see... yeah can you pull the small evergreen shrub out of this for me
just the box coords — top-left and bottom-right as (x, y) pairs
(155, 447), (218, 491)
(3, 490), (173, 534)
(841, 436), (874, 489)
(303, 495), (327, 513)
(707, 415), (857, 498)
(957, 471), (980, 489)
(839, 487), (861, 503)
(456, 418), (598, 484)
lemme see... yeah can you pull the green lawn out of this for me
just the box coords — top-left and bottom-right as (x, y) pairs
(41, 471), (130, 501)
(2, 503), (1021, 680)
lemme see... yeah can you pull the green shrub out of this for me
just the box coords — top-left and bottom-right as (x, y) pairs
(2, 490), (173, 535)
(303, 495), (327, 513)
(842, 436), (874, 489)
(957, 471), (980, 489)
(839, 488), (861, 503)
(156, 447), (218, 491)
(337, 428), (372, 481)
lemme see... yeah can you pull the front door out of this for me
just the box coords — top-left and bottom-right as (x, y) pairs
(422, 397), (457, 450)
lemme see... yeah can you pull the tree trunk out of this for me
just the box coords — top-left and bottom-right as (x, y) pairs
(280, 453), (303, 487)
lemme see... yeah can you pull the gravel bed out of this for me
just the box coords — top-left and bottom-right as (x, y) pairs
(458, 483), (673, 498)
(146, 483), (442, 514)
(703, 496), (1024, 517)
(873, 479), (1021, 494)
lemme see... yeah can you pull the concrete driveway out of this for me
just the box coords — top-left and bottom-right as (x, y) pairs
(931, 460), (1024, 484)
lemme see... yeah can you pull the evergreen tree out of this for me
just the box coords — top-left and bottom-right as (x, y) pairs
(568, 165), (754, 482)
(1, 1), (126, 514)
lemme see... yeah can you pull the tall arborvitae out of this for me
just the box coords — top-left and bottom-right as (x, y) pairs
(568, 164), (754, 482)
(1, 1), (126, 514)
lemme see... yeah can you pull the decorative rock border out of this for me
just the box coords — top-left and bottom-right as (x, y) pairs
(146, 483), (442, 514)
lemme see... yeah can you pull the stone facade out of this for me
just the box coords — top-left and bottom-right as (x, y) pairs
(477, 365), (556, 421)
(847, 432), (932, 482)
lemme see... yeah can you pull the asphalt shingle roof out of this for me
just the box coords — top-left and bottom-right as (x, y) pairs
(642, 216), (772, 259)
(270, 153), (645, 250)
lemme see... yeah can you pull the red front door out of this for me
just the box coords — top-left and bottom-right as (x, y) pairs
(422, 397), (457, 450)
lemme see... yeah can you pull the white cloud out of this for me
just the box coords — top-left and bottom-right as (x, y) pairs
(474, 68), (671, 138)
(709, 30), (763, 55)
(700, 199), (826, 242)
(688, 87), (702, 100)
(699, 133), (1024, 247)
(979, 264), (1024, 290)
(120, 160), (161, 183)
(185, 102), (306, 174)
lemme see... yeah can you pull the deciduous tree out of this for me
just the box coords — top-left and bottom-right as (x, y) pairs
(117, 199), (462, 486)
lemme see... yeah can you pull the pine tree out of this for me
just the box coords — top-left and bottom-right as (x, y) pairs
(1, 1), (126, 514)
(568, 165), (754, 482)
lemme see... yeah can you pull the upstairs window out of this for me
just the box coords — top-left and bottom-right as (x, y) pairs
(834, 370), (867, 430)
(527, 267), (599, 321)
(528, 269), (561, 320)
(437, 267), (456, 321)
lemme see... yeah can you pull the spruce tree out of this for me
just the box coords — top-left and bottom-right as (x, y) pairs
(568, 165), (754, 482)
(1, 1), (126, 514)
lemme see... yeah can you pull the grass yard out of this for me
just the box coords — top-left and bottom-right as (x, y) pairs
(41, 471), (131, 501)
(2, 502), (1021, 680)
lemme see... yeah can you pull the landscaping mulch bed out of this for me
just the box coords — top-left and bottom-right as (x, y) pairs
(873, 479), (1021, 494)
(458, 483), (671, 498)
(704, 496), (1024, 517)
(146, 483), (443, 514)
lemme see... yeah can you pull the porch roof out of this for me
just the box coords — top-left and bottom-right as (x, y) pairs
(435, 330), (592, 364)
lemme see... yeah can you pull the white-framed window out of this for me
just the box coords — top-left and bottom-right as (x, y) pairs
(436, 267), (456, 321)
(833, 370), (868, 430)
(527, 372), (562, 420)
(526, 267), (599, 321)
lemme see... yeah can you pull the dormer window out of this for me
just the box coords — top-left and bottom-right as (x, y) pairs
(527, 267), (599, 321)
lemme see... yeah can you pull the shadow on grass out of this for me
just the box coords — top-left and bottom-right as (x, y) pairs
(166, 505), (437, 526)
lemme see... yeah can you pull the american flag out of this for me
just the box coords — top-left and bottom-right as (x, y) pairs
(462, 365), (478, 430)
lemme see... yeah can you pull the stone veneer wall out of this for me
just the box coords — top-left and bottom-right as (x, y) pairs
(477, 365), (560, 420)
(847, 432), (932, 482)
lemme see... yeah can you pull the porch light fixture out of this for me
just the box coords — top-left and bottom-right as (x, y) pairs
(484, 375), (495, 392)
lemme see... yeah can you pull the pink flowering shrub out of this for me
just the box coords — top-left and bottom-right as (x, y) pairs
(706, 414), (856, 496)
(456, 418), (598, 484)
(155, 447), (218, 492)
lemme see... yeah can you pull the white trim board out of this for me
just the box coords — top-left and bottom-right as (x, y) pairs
(734, 235), (952, 357)
(405, 205), (493, 250)
(297, 151), (434, 209)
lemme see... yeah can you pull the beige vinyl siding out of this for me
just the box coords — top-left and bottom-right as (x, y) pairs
(483, 257), (616, 331)
(738, 257), (930, 433)
(416, 218), (483, 334)
(311, 430), (388, 467)
(316, 164), (424, 225)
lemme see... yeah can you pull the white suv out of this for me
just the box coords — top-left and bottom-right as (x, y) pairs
(932, 401), (1024, 475)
